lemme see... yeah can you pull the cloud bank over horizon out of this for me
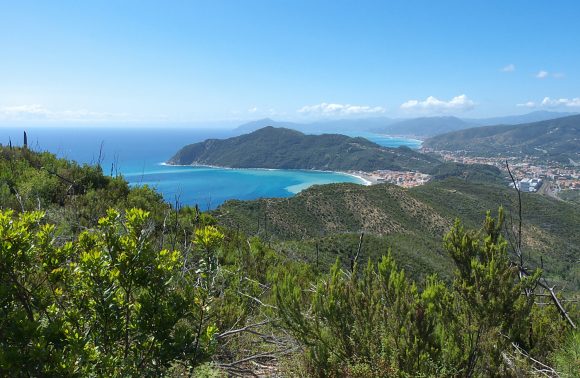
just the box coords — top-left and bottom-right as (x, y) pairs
(0, 104), (128, 122)
(518, 97), (580, 109)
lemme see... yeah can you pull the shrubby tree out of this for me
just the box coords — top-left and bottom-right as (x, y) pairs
(275, 210), (569, 377)
(0, 208), (222, 376)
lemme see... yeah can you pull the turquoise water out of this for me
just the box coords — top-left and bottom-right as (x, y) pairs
(125, 165), (362, 209)
(342, 131), (423, 149)
(1, 126), (417, 209)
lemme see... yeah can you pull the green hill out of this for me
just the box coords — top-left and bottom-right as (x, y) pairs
(423, 114), (580, 164)
(214, 179), (580, 288)
(168, 126), (440, 172)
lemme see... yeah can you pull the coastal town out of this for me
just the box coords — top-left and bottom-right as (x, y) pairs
(423, 148), (580, 194)
(348, 148), (580, 197)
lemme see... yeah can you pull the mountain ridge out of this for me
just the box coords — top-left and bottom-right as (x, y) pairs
(231, 111), (576, 136)
(423, 114), (580, 163)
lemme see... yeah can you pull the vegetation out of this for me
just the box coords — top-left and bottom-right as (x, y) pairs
(423, 161), (505, 184)
(1, 146), (578, 376)
(275, 210), (572, 376)
(423, 114), (580, 164)
(167, 126), (440, 172)
(215, 178), (580, 290)
(0, 208), (219, 375)
(559, 189), (580, 205)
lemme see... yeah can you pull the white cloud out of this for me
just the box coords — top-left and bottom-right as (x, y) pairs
(501, 64), (515, 72)
(297, 102), (386, 116)
(248, 107), (258, 113)
(516, 101), (537, 108)
(534, 70), (565, 79)
(0, 104), (125, 122)
(517, 97), (580, 108)
(541, 97), (580, 107)
(399, 94), (475, 113)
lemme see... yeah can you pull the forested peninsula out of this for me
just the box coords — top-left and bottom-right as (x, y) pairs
(168, 126), (439, 172)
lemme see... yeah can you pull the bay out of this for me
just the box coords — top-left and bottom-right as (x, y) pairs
(0, 125), (420, 209)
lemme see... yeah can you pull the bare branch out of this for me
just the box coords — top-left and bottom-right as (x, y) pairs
(217, 319), (274, 339)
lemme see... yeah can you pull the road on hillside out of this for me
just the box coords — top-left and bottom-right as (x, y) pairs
(537, 180), (562, 201)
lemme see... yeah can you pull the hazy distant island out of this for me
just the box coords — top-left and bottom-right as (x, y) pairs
(167, 126), (440, 173)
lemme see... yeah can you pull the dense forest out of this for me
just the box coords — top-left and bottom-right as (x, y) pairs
(1, 145), (578, 377)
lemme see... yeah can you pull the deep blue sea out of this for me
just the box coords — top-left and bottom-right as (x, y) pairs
(0, 126), (421, 209)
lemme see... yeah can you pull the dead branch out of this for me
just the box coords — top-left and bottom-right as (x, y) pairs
(505, 161), (575, 328)
(237, 291), (278, 310)
(510, 342), (560, 377)
(351, 232), (364, 272)
(519, 265), (576, 329)
(217, 319), (274, 339)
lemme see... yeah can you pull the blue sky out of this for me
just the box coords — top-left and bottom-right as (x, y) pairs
(1, 0), (579, 125)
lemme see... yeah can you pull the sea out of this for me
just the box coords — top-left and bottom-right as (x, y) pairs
(0, 126), (422, 210)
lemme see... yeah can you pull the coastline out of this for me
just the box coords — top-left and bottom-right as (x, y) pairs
(375, 134), (425, 142)
(161, 162), (373, 186)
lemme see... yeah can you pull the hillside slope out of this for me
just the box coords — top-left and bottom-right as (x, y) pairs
(424, 114), (580, 163)
(214, 179), (580, 288)
(168, 126), (439, 172)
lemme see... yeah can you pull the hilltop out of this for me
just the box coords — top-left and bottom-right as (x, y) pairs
(423, 114), (580, 163)
(168, 126), (439, 172)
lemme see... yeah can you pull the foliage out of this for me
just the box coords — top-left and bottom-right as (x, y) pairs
(423, 161), (504, 184)
(216, 178), (580, 291)
(275, 211), (570, 377)
(552, 330), (580, 378)
(559, 189), (580, 205)
(0, 208), (221, 376)
(1, 145), (578, 376)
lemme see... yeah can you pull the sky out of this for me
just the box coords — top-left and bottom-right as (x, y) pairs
(1, 0), (580, 126)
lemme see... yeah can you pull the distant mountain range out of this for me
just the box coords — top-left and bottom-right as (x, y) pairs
(371, 116), (478, 137)
(233, 117), (398, 135)
(167, 126), (439, 172)
(232, 111), (576, 138)
(423, 114), (580, 164)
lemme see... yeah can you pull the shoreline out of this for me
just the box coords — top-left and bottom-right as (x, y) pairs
(160, 162), (373, 186)
(373, 133), (425, 144)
